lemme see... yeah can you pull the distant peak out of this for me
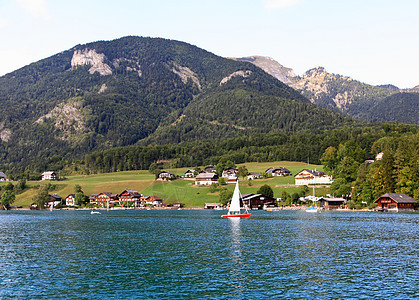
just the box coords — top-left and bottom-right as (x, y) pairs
(376, 84), (400, 90)
(230, 56), (296, 84)
(305, 66), (327, 75)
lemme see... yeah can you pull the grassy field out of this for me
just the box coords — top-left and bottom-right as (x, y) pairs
(5, 161), (328, 208)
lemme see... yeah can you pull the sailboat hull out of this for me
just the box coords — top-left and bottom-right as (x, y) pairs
(221, 213), (251, 218)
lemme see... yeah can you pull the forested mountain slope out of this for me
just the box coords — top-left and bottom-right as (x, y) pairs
(0, 36), (356, 174)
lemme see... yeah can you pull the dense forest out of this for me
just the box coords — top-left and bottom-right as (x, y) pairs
(82, 123), (417, 175)
(323, 131), (419, 205)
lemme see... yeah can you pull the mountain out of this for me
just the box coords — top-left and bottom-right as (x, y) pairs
(235, 56), (418, 125)
(367, 92), (419, 123)
(0, 36), (357, 174)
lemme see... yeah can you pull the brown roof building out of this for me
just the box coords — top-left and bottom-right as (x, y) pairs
(374, 193), (417, 212)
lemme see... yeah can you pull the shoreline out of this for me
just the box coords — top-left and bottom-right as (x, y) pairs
(5, 207), (414, 213)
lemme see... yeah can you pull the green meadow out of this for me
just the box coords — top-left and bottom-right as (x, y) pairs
(7, 161), (328, 208)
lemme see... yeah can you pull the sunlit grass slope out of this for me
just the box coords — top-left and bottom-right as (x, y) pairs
(9, 162), (326, 208)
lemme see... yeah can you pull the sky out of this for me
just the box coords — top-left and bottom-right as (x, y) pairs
(0, 0), (418, 88)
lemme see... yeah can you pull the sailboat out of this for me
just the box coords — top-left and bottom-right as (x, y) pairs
(305, 186), (318, 213)
(221, 181), (251, 218)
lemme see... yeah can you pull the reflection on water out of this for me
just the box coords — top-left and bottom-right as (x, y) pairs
(0, 210), (418, 299)
(228, 218), (245, 296)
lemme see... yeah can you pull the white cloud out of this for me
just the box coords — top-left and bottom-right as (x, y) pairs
(15, 0), (50, 19)
(263, 0), (302, 9)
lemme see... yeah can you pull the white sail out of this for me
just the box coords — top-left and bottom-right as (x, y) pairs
(229, 181), (241, 213)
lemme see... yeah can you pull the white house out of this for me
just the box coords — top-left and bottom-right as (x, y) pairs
(195, 172), (219, 185)
(42, 171), (56, 181)
(247, 172), (262, 180)
(65, 194), (76, 206)
(0, 172), (7, 181)
(222, 167), (238, 178)
(157, 171), (176, 181)
(265, 167), (291, 176)
(295, 169), (333, 186)
(146, 196), (163, 206)
(182, 169), (195, 178)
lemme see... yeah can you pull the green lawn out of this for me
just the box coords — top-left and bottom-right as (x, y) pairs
(6, 162), (329, 208)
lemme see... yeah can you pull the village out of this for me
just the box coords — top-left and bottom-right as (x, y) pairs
(1, 164), (416, 212)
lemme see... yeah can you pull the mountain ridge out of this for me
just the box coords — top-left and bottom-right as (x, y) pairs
(0, 36), (356, 174)
(233, 56), (418, 124)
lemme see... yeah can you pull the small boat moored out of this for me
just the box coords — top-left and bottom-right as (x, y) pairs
(305, 205), (318, 213)
(90, 210), (101, 215)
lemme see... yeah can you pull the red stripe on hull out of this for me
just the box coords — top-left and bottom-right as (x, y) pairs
(221, 214), (251, 218)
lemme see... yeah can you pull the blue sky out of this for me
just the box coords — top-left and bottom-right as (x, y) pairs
(0, 0), (418, 88)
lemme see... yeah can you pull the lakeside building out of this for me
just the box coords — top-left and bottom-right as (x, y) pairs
(229, 193), (276, 210)
(294, 169), (333, 186)
(374, 193), (417, 212)
(318, 197), (346, 210)
(91, 192), (118, 207)
(145, 196), (163, 206)
(205, 202), (223, 209)
(118, 190), (142, 207)
(65, 194), (76, 206)
(195, 172), (219, 185)
(42, 171), (56, 181)
(48, 194), (63, 207)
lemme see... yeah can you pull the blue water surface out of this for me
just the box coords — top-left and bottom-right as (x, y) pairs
(0, 210), (418, 299)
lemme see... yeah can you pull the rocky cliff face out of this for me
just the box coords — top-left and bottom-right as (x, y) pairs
(231, 56), (295, 84)
(237, 56), (418, 123)
(71, 49), (113, 76)
(288, 67), (359, 111)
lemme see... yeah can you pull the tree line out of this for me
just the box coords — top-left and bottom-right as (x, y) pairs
(322, 131), (419, 206)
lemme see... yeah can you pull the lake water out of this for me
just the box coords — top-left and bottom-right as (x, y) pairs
(0, 210), (418, 299)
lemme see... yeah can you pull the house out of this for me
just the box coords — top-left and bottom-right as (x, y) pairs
(0, 172), (8, 181)
(65, 194), (76, 206)
(222, 167), (238, 183)
(118, 190), (142, 207)
(374, 193), (417, 212)
(139, 196), (149, 206)
(205, 202), (222, 209)
(195, 172), (219, 185)
(146, 196), (163, 206)
(171, 202), (183, 208)
(240, 194), (276, 210)
(318, 197), (346, 210)
(48, 194), (62, 207)
(375, 152), (384, 161)
(247, 172), (262, 180)
(222, 167), (238, 178)
(42, 171), (56, 181)
(157, 171), (176, 181)
(91, 192), (118, 207)
(265, 167), (291, 177)
(294, 169), (333, 186)
(89, 194), (98, 203)
(204, 165), (216, 172)
(182, 169), (195, 178)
